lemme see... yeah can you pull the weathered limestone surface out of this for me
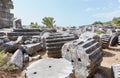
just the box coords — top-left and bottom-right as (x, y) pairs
(21, 43), (42, 56)
(9, 49), (23, 68)
(62, 38), (103, 78)
(118, 34), (120, 45)
(41, 32), (78, 58)
(14, 19), (22, 29)
(109, 33), (119, 46)
(112, 64), (120, 78)
(1, 36), (23, 53)
(0, 0), (14, 28)
(100, 34), (111, 49)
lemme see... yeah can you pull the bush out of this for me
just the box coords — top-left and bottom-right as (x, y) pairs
(0, 51), (11, 67)
(0, 51), (19, 71)
(96, 30), (105, 35)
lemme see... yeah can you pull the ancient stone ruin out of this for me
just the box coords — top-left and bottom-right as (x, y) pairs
(1, 0), (120, 78)
(41, 32), (78, 58)
(0, 0), (14, 28)
(62, 38), (103, 78)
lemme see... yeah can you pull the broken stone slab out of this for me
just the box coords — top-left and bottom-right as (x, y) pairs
(8, 49), (23, 69)
(0, 36), (23, 53)
(0, 32), (6, 36)
(22, 43), (42, 56)
(23, 53), (29, 63)
(13, 29), (41, 32)
(79, 32), (98, 41)
(94, 73), (104, 78)
(109, 33), (119, 46)
(111, 64), (120, 78)
(24, 40), (31, 44)
(118, 35), (120, 45)
(3, 37), (10, 43)
(1, 41), (20, 53)
(31, 38), (39, 43)
(14, 19), (23, 29)
(14, 36), (24, 44)
(7, 32), (40, 36)
(0, 39), (4, 46)
(29, 55), (41, 62)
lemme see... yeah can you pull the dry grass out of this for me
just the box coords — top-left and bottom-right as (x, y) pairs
(0, 51), (11, 67)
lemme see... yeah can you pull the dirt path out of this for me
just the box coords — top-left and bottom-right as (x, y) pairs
(100, 45), (120, 78)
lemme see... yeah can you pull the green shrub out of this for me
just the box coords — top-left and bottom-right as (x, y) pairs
(0, 51), (10, 66)
(0, 51), (19, 71)
(96, 30), (105, 35)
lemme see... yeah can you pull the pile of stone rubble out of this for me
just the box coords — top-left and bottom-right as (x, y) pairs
(0, 24), (120, 78)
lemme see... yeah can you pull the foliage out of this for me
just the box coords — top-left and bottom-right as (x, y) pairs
(92, 17), (120, 26)
(92, 21), (103, 25)
(112, 17), (120, 26)
(5, 64), (19, 72)
(42, 17), (56, 28)
(0, 50), (19, 71)
(96, 30), (105, 35)
(0, 51), (11, 67)
(30, 22), (40, 28)
(104, 21), (112, 24)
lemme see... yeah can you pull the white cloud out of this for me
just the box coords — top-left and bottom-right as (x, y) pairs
(85, 8), (93, 12)
(93, 10), (120, 19)
(85, 7), (101, 12)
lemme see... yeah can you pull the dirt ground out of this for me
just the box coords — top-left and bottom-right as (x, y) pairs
(0, 45), (120, 78)
(100, 45), (120, 78)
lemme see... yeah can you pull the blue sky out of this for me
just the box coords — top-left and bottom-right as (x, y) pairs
(12, 0), (120, 26)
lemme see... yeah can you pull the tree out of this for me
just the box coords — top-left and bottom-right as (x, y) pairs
(92, 21), (103, 25)
(30, 22), (39, 28)
(112, 17), (120, 26)
(42, 17), (56, 28)
(104, 21), (112, 24)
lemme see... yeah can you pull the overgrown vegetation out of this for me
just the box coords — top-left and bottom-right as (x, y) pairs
(92, 21), (103, 25)
(0, 50), (11, 67)
(96, 30), (105, 35)
(112, 17), (120, 26)
(4, 64), (19, 72)
(30, 22), (40, 28)
(0, 50), (19, 72)
(92, 17), (120, 26)
(42, 17), (56, 28)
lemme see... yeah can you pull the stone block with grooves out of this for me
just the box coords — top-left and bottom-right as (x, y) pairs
(109, 33), (119, 46)
(100, 34), (111, 49)
(62, 38), (103, 78)
(112, 64), (120, 78)
(41, 32), (78, 58)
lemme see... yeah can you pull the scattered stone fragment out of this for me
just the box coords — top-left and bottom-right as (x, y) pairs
(112, 64), (120, 78)
(22, 43), (42, 56)
(8, 49), (23, 69)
